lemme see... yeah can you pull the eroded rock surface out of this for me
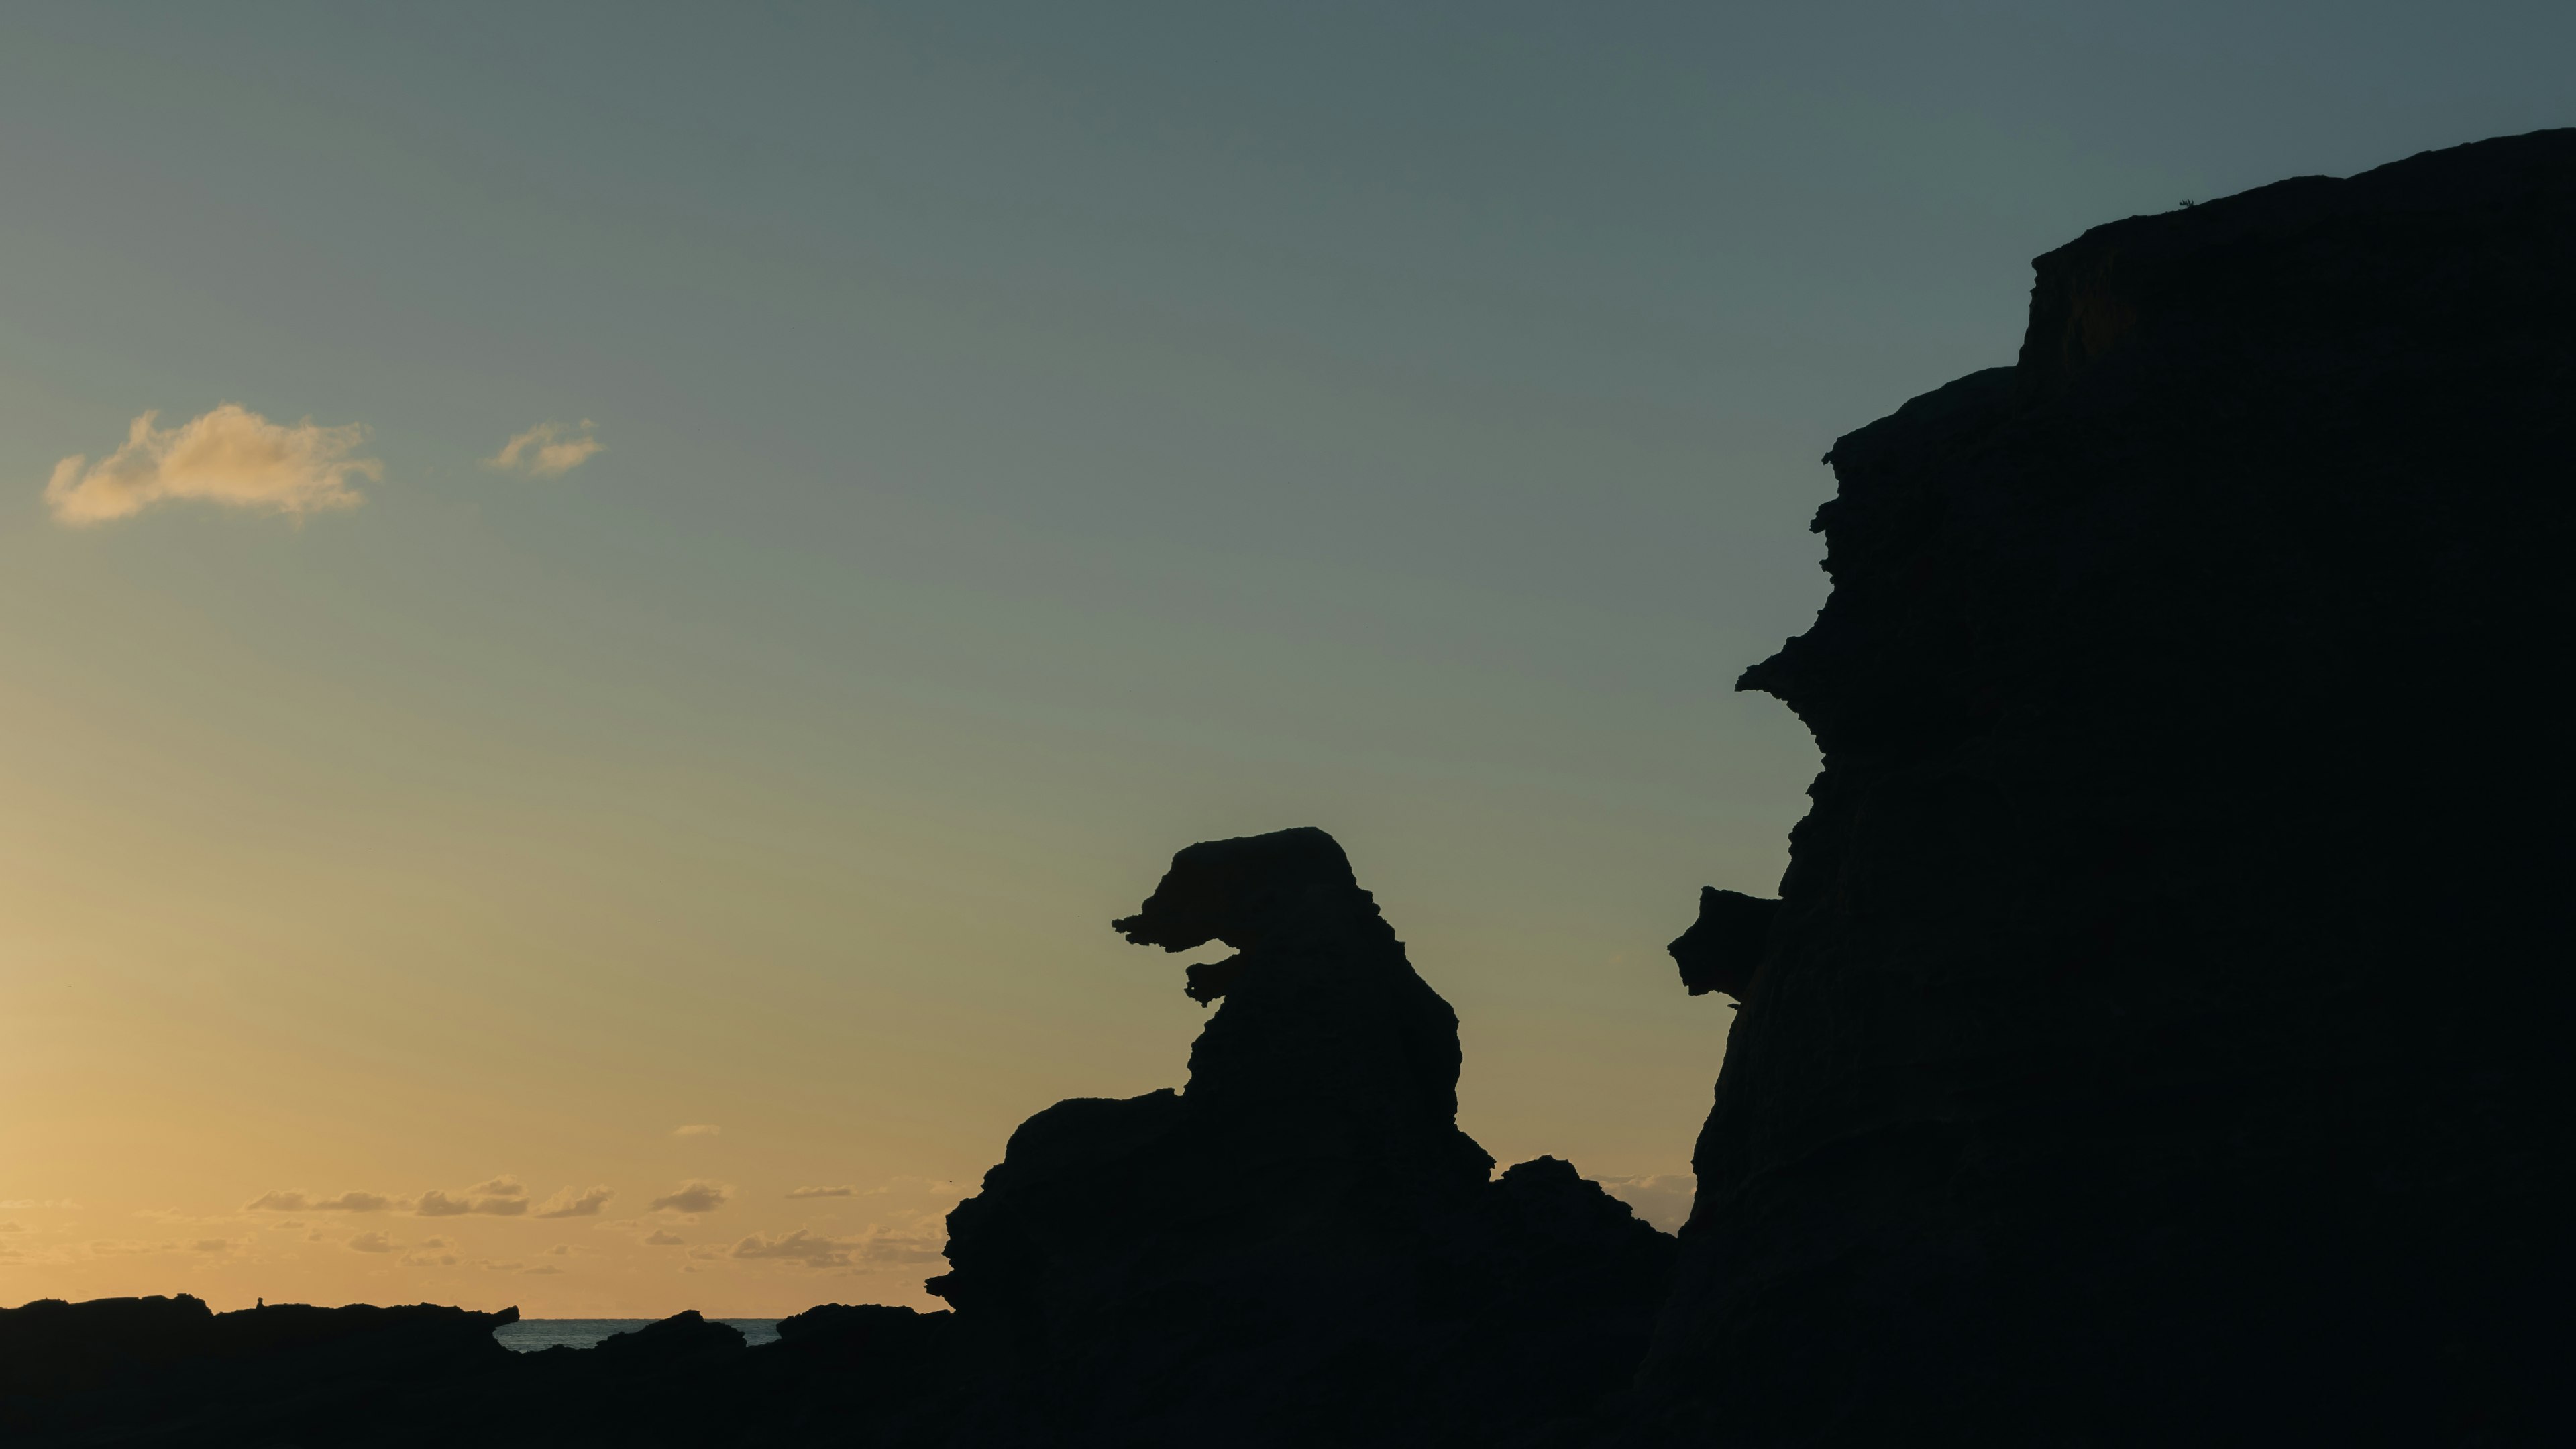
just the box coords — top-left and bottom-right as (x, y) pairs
(1621, 128), (2576, 1446)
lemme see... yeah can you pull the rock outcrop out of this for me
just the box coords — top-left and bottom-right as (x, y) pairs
(1667, 888), (1779, 999)
(0, 1295), (517, 1444)
(930, 826), (1672, 1446)
(1624, 128), (2576, 1445)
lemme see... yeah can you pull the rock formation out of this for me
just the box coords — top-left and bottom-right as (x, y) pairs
(1622, 128), (2576, 1445)
(929, 826), (1672, 1446)
(0, 1295), (516, 1444)
(1667, 888), (1778, 999)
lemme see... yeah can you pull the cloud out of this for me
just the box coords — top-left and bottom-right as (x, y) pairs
(191, 1239), (230, 1253)
(672, 1124), (720, 1138)
(402, 1252), (460, 1267)
(485, 421), (602, 478)
(0, 1222), (21, 1233)
(784, 1186), (855, 1199)
(650, 1181), (731, 1214)
(347, 1232), (397, 1254)
(417, 1188), (528, 1218)
(522, 1264), (563, 1275)
(543, 1244), (572, 1256)
(46, 405), (379, 525)
(466, 1177), (525, 1198)
(640, 1230), (686, 1247)
(533, 1185), (613, 1219)
(854, 1230), (943, 1266)
(1597, 1173), (1695, 1234)
(732, 1229), (857, 1269)
(727, 1224), (938, 1271)
(246, 1190), (392, 1214)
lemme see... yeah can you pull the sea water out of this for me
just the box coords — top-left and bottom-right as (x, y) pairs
(494, 1318), (782, 1351)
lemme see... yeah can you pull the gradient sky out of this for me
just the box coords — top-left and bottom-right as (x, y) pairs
(1, 2), (2565, 1316)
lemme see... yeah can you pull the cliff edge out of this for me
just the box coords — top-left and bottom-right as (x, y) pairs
(1626, 128), (2576, 1445)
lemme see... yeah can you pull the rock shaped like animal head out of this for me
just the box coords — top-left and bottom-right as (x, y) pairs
(1113, 827), (1383, 1004)
(1668, 886), (1779, 1000)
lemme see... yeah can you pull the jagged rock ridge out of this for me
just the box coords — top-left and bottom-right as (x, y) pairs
(1622, 127), (2576, 1446)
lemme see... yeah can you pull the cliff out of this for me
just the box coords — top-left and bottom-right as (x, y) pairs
(1623, 127), (2576, 1445)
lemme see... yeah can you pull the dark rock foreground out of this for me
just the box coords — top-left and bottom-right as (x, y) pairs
(1619, 125), (2576, 1447)
(7, 128), (2571, 1446)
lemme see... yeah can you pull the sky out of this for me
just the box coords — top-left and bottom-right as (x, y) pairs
(1, 2), (2565, 1317)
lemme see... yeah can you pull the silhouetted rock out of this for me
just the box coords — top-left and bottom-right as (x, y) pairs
(592, 1309), (747, 1366)
(1618, 127), (2576, 1446)
(1666, 888), (1777, 998)
(930, 826), (1672, 1446)
(0, 1294), (516, 1444)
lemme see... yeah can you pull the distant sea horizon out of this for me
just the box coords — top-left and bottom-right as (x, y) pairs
(494, 1319), (782, 1352)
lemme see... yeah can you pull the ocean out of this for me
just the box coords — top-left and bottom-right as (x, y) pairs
(494, 1318), (783, 1352)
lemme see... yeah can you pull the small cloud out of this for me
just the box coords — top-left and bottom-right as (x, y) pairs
(784, 1185), (855, 1199)
(248, 1189), (394, 1213)
(88, 1240), (158, 1256)
(417, 1189), (527, 1218)
(650, 1181), (731, 1215)
(731, 1228), (857, 1269)
(522, 1264), (563, 1275)
(855, 1228), (943, 1266)
(544, 1244), (572, 1256)
(0, 1222), (21, 1233)
(191, 1238), (229, 1253)
(685, 1246), (725, 1261)
(402, 1252), (460, 1267)
(485, 421), (602, 478)
(534, 1185), (614, 1219)
(641, 1230), (686, 1247)
(672, 1124), (720, 1138)
(347, 1232), (397, 1254)
(466, 1177), (526, 1198)
(46, 405), (378, 525)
